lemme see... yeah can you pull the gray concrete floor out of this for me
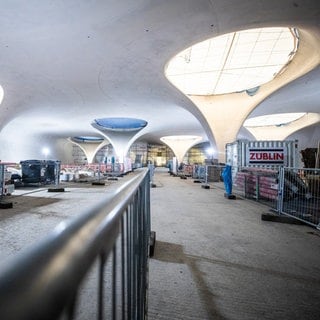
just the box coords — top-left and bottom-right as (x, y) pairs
(0, 178), (125, 261)
(0, 168), (319, 319)
(148, 167), (320, 320)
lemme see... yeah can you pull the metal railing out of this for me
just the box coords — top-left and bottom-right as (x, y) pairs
(278, 167), (320, 229)
(232, 166), (320, 229)
(192, 165), (223, 183)
(232, 168), (278, 209)
(0, 168), (151, 320)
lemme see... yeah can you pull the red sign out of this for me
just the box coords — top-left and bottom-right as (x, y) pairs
(248, 148), (285, 164)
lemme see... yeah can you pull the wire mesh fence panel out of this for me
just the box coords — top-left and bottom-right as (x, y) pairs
(181, 164), (193, 177)
(232, 168), (279, 210)
(192, 165), (206, 181)
(232, 166), (246, 198)
(206, 165), (223, 182)
(279, 167), (320, 228)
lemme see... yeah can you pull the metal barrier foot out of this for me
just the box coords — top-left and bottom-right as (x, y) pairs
(0, 201), (13, 209)
(91, 181), (105, 186)
(261, 213), (304, 225)
(224, 193), (236, 199)
(149, 231), (156, 257)
(48, 188), (65, 192)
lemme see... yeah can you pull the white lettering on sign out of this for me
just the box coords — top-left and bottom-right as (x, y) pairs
(247, 148), (285, 164)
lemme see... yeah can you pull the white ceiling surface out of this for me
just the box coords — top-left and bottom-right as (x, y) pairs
(0, 1), (319, 162)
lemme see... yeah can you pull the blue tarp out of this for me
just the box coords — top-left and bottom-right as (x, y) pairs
(222, 165), (233, 195)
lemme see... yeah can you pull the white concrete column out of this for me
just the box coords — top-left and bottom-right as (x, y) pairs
(68, 138), (108, 164)
(160, 135), (203, 164)
(93, 130), (137, 163)
(91, 118), (147, 164)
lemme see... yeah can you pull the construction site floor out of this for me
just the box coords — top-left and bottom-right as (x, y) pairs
(148, 167), (320, 320)
(0, 167), (319, 319)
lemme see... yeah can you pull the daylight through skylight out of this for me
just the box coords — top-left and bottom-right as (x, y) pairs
(165, 27), (298, 95)
(244, 113), (306, 127)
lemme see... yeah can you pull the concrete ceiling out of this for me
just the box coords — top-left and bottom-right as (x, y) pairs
(0, 0), (319, 162)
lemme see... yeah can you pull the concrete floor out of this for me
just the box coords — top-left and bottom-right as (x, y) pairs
(148, 167), (320, 320)
(0, 168), (319, 319)
(0, 178), (125, 261)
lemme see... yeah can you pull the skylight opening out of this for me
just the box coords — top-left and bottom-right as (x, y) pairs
(165, 27), (298, 95)
(72, 136), (104, 143)
(244, 113), (306, 127)
(160, 135), (202, 142)
(93, 117), (148, 132)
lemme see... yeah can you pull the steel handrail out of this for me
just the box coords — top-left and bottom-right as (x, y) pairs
(0, 168), (151, 319)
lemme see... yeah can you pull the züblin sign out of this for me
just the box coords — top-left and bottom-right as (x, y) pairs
(247, 148), (286, 164)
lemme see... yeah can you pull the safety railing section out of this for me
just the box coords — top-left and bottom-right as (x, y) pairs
(231, 166), (320, 229)
(192, 165), (224, 183)
(232, 168), (279, 210)
(278, 167), (320, 229)
(192, 165), (206, 181)
(0, 168), (151, 320)
(177, 164), (193, 177)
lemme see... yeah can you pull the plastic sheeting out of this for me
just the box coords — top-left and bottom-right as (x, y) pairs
(222, 165), (233, 195)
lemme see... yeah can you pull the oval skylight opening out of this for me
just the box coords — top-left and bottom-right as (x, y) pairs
(166, 27), (298, 95)
(244, 113), (306, 127)
(93, 117), (148, 132)
(160, 135), (202, 142)
(72, 136), (104, 143)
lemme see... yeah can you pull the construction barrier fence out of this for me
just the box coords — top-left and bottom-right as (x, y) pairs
(232, 166), (320, 229)
(278, 167), (320, 229)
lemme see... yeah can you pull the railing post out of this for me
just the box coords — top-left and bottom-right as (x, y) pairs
(244, 175), (248, 198)
(256, 174), (259, 201)
(277, 167), (285, 215)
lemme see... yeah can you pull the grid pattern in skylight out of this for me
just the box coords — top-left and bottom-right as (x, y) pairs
(166, 27), (298, 95)
(244, 113), (305, 127)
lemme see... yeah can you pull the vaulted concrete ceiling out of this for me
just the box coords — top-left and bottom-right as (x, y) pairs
(0, 0), (319, 162)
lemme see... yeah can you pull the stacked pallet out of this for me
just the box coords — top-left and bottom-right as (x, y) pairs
(233, 169), (278, 200)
